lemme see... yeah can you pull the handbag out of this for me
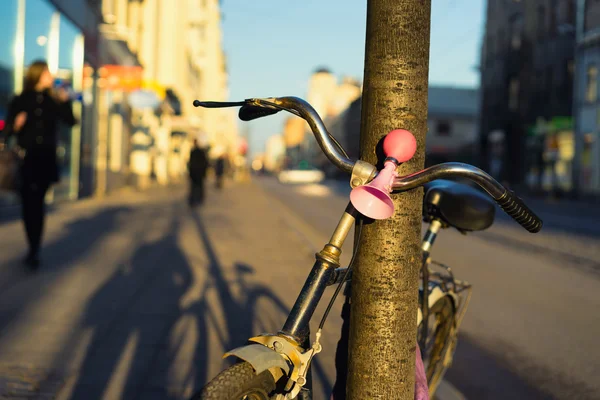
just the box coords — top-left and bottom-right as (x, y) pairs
(0, 144), (22, 192)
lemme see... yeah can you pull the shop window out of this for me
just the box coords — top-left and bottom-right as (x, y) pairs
(0, 0), (19, 123)
(24, 0), (56, 68)
(537, 6), (546, 40)
(487, 35), (494, 61)
(436, 121), (451, 136)
(587, 65), (598, 103)
(550, 0), (557, 34)
(567, 59), (575, 77)
(509, 78), (519, 111)
(509, 13), (523, 50)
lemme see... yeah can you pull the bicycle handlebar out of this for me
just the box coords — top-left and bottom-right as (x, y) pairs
(193, 97), (543, 233)
(194, 97), (354, 173)
(392, 163), (543, 233)
(248, 97), (355, 173)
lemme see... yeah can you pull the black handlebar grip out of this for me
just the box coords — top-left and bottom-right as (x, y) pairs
(238, 105), (280, 121)
(496, 190), (543, 233)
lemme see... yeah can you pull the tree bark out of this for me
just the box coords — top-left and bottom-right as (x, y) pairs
(347, 1), (431, 399)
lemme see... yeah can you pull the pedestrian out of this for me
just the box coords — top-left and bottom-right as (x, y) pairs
(0, 60), (76, 269)
(214, 154), (227, 189)
(188, 137), (208, 207)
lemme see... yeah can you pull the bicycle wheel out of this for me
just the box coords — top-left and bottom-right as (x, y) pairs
(421, 295), (455, 396)
(192, 362), (276, 400)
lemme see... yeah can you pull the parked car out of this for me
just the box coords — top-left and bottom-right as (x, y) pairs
(277, 166), (325, 184)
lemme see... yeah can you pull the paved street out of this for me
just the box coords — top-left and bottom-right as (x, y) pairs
(259, 177), (600, 400)
(0, 181), (344, 399)
(0, 176), (598, 400)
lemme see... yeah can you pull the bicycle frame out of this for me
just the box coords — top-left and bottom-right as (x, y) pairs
(238, 209), (464, 399)
(280, 204), (358, 342)
(238, 204), (359, 398)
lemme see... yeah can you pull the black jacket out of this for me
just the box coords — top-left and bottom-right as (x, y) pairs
(188, 147), (208, 183)
(2, 90), (76, 184)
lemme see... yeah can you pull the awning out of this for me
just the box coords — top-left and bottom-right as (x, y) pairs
(98, 24), (142, 67)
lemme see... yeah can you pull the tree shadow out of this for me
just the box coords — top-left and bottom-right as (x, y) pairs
(0, 206), (132, 335)
(492, 205), (600, 239)
(445, 332), (597, 400)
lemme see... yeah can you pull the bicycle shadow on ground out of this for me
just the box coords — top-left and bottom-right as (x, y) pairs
(50, 207), (194, 400)
(179, 211), (334, 399)
(0, 206), (132, 336)
(444, 333), (595, 400)
(29, 199), (332, 400)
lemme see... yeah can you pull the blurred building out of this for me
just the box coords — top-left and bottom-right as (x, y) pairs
(264, 134), (285, 173)
(0, 0), (132, 205)
(425, 87), (480, 166)
(326, 96), (362, 175)
(301, 68), (361, 170)
(97, 0), (235, 194)
(479, 0), (576, 192)
(573, 0), (600, 195)
(0, 0), (235, 208)
(307, 67), (338, 119)
(330, 77), (362, 117)
(282, 116), (305, 167)
(323, 86), (480, 177)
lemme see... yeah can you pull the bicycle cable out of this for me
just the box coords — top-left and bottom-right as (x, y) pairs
(318, 217), (364, 330)
(328, 132), (350, 160)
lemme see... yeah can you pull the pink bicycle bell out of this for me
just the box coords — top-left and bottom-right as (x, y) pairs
(350, 129), (417, 220)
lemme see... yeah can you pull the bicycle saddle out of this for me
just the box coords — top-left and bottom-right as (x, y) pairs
(423, 179), (495, 232)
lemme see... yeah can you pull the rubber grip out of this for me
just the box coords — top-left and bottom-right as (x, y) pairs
(238, 105), (279, 121)
(497, 190), (543, 233)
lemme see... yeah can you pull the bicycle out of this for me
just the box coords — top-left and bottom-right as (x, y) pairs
(191, 96), (543, 400)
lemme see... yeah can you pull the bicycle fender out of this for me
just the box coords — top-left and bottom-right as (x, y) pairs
(417, 287), (457, 326)
(224, 343), (291, 376)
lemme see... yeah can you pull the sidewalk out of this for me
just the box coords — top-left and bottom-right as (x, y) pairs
(0, 180), (334, 399)
(0, 180), (464, 399)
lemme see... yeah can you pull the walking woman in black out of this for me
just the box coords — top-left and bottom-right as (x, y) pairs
(2, 60), (76, 268)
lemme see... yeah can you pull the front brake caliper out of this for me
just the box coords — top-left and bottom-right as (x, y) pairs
(249, 330), (323, 399)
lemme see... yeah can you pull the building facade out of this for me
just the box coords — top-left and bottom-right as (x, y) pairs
(0, 0), (110, 206)
(302, 68), (361, 171)
(573, 0), (600, 195)
(480, 0), (576, 193)
(425, 87), (480, 166)
(95, 0), (235, 193)
(324, 86), (480, 177)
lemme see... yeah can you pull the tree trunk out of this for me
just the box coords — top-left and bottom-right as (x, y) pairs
(347, 1), (431, 399)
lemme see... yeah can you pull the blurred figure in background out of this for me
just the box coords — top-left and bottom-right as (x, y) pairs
(214, 154), (227, 189)
(1, 60), (76, 269)
(188, 136), (209, 207)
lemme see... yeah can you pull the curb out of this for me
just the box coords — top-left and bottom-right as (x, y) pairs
(435, 380), (466, 400)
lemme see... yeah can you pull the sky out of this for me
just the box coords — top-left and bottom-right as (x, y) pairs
(220, 0), (486, 157)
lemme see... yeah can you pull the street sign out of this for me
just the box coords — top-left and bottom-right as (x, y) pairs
(99, 65), (143, 92)
(128, 89), (161, 110)
(550, 116), (573, 131)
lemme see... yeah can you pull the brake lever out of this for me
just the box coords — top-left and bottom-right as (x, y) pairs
(193, 98), (303, 119)
(193, 100), (246, 108)
(246, 98), (302, 118)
